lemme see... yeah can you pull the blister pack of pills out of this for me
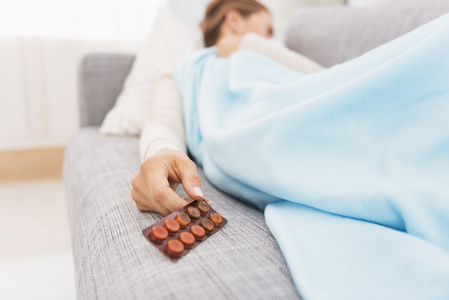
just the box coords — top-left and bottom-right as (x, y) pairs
(142, 198), (227, 260)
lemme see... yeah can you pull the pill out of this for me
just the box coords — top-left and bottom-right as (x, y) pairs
(164, 219), (180, 233)
(196, 200), (210, 214)
(187, 206), (201, 219)
(150, 225), (168, 242)
(209, 213), (223, 226)
(166, 239), (184, 256)
(179, 232), (195, 246)
(200, 219), (214, 232)
(175, 212), (191, 226)
(190, 225), (205, 238)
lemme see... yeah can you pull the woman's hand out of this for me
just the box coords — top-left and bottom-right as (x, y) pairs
(131, 149), (204, 215)
(216, 35), (244, 58)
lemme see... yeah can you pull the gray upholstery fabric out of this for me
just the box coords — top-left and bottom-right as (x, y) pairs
(64, 128), (300, 300)
(78, 54), (135, 127)
(285, 0), (449, 67)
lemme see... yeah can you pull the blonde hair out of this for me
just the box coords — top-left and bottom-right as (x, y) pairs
(200, 0), (269, 47)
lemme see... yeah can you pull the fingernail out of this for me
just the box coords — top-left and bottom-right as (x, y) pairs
(205, 198), (212, 206)
(193, 186), (203, 198)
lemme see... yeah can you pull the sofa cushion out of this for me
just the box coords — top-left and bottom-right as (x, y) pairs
(63, 128), (300, 299)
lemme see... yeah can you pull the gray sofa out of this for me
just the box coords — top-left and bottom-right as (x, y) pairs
(64, 1), (449, 299)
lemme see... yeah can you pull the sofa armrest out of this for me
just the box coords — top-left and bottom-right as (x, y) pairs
(64, 129), (300, 299)
(78, 53), (135, 127)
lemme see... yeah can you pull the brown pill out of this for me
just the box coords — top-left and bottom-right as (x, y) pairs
(166, 239), (184, 256)
(150, 225), (168, 241)
(209, 213), (223, 226)
(190, 225), (205, 238)
(200, 219), (214, 232)
(164, 219), (180, 233)
(196, 200), (210, 214)
(179, 232), (195, 246)
(187, 206), (201, 219)
(175, 212), (191, 226)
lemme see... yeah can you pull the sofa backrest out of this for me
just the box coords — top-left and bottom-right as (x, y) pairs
(285, 0), (449, 67)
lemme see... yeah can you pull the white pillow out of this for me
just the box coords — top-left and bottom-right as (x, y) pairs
(100, 7), (203, 136)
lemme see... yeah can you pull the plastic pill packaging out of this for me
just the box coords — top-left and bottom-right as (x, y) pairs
(142, 198), (227, 260)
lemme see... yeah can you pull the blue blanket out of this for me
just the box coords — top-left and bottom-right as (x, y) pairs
(175, 13), (449, 299)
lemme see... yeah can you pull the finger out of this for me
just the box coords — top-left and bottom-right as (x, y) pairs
(152, 198), (173, 216)
(177, 161), (203, 201)
(146, 167), (191, 214)
(131, 177), (149, 200)
(133, 186), (173, 216)
(156, 188), (191, 215)
(131, 175), (149, 206)
(131, 189), (155, 211)
(182, 170), (204, 201)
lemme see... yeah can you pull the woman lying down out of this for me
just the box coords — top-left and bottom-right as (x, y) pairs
(131, 0), (449, 299)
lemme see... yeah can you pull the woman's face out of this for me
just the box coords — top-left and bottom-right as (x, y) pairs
(241, 11), (273, 38)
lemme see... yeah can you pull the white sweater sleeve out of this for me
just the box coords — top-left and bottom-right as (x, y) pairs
(238, 33), (325, 73)
(139, 74), (186, 162)
(139, 34), (325, 162)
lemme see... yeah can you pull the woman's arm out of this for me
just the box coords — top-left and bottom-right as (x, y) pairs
(238, 33), (325, 73)
(139, 74), (186, 161)
(132, 74), (204, 216)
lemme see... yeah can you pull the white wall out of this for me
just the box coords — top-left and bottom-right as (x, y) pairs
(349, 0), (400, 5)
(167, 0), (209, 34)
(260, 0), (345, 40)
(0, 37), (139, 150)
(0, 0), (163, 150)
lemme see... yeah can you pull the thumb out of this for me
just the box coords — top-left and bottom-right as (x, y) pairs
(179, 162), (203, 201)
